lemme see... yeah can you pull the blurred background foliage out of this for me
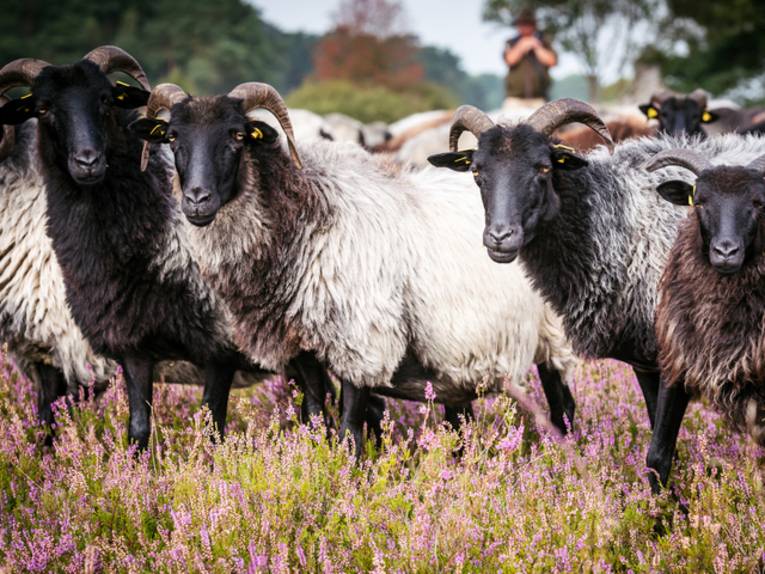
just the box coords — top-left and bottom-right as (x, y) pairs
(0, 0), (502, 121)
(485, 0), (765, 104)
(0, 0), (762, 121)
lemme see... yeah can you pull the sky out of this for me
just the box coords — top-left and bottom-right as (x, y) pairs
(252, 0), (583, 79)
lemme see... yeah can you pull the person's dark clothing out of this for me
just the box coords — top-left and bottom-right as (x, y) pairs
(504, 32), (555, 99)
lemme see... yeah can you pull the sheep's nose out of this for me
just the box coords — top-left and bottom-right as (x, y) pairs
(712, 240), (740, 260)
(487, 225), (514, 244)
(73, 149), (101, 168)
(185, 187), (211, 206)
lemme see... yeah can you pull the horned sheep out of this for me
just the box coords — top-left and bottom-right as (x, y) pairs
(427, 100), (765, 434)
(130, 82), (579, 451)
(0, 48), (339, 448)
(646, 147), (765, 491)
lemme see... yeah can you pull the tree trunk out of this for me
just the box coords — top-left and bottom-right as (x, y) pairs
(586, 74), (599, 102)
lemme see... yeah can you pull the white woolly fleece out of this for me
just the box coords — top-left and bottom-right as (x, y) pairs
(187, 141), (576, 403)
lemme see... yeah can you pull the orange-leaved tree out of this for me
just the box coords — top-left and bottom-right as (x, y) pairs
(313, 0), (423, 90)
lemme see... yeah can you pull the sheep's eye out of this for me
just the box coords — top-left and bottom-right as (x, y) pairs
(166, 132), (177, 143)
(538, 165), (552, 175)
(232, 131), (245, 142)
(37, 105), (48, 116)
(753, 199), (764, 209)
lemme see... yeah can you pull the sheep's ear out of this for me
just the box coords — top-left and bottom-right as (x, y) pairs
(245, 121), (279, 144)
(639, 103), (659, 119)
(0, 94), (37, 125)
(551, 145), (588, 170)
(128, 118), (171, 143)
(427, 150), (474, 172)
(657, 180), (694, 206)
(111, 81), (150, 109)
(700, 109), (718, 124)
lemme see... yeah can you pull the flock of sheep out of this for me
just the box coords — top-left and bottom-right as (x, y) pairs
(0, 45), (764, 497)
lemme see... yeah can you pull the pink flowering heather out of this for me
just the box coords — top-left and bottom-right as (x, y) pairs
(0, 351), (763, 572)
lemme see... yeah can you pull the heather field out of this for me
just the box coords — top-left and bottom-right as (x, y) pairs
(0, 354), (763, 573)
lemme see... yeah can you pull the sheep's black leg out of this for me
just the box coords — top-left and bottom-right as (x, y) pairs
(287, 351), (333, 426)
(646, 377), (690, 494)
(35, 363), (67, 445)
(201, 359), (236, 441)
(123, 355), (154, 450)
(338, 380), (369, 457)
(633, 368), (660, 428)
(537, 362), (575, 434)
(366, 394), (385, 445)
(444, 403), (474, 431)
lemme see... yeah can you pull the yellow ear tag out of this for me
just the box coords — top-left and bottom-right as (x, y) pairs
(688, 184), (695, 206)
(149, 123), (165, 137)
(454, 155), (471, 165)
(250, 127), (263, 140)
(701, 111), (712, 122)
(646, 107), (658, 119)
(20, 92), (33, 100)
(557, 157), (566, 164)
(115, 80), (130, 87)
(116, 93), (126, 101)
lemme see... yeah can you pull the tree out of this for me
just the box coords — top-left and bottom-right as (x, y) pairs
(312, 0), (424, 90)
(650, 0), (765, 102)
(483, 0), (660, 100)
(0, 0), (316, 95)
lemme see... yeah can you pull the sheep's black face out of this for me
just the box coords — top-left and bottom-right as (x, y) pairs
(0, 61), (148, 185)
(657, 168), (765, 274)
(428, 124), (587, 263)
(639, 97), (715, 137)
(132, 97), (279, 226)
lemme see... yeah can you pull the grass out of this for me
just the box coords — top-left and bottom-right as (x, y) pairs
(0, 353), (763, 573)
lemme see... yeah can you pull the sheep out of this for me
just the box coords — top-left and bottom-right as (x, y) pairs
(644, 147), (765, 492)
(0, 110), (307, 438)
(284, 108), (336, 143)
(0, 101), (296, 440)
(396, 103), (562, 168)
(639, 89), (764, 137)
(374, 111), (452, 153)
(638, 89), (718, 136)
(0, 47), (338, 449)
(555, 115), (653, 152)
(323, 112), (392, 150)
(0, 108), (117, 431)
(130, 82), (579, 452)
(427, 100), (765, 438)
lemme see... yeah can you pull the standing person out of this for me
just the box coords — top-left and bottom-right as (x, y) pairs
(503, 8), (557, 101)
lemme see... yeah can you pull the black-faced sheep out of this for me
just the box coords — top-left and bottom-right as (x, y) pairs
(646, 147), (765, 492)
(427, 100), (765, 436)
(0, 48), (334, 448)
(130, 82), (579, 453)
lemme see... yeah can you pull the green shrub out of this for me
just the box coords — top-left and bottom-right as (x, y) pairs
(286, 80), (457, 123)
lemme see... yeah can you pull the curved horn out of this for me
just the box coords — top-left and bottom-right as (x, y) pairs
(644, 148), (712, 175)
(82, 45), (151, 91)
(650, 90), (675, 108)
(227, 82), (302, 169)
(140, 83), (189, 172)
(145, 83), (188, 119)
(0, 95), (15, 161)
(687, 88), (708, 110)
(0, 58), (50, 96)
(748, 154), (765, 175)
(448, 105), (494, 151)
(525, 98), (614, 149)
